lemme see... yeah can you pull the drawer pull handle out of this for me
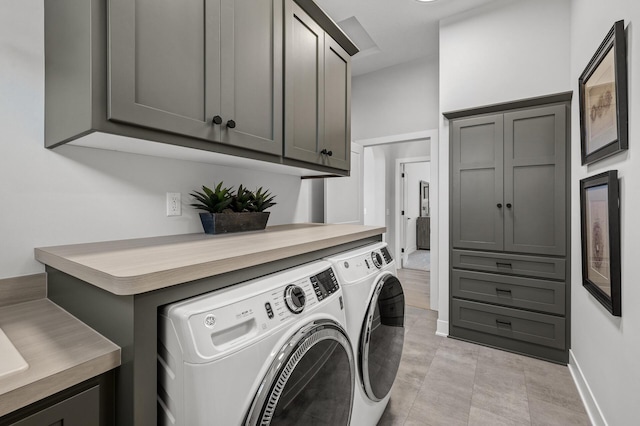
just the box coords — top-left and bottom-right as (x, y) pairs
(496, 262), (512, 268)
(496, 288), (512, 295)
(496, 319), (512, 328)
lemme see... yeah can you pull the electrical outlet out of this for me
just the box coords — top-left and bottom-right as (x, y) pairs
(166, 192), (181, 216)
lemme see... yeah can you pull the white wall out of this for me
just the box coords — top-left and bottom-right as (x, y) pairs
(325, 144), (364, 225)
(351, 55), (439, 141)
(363, 147), (386, 227)
(569, 2), (640, 425)
(0, 0), (313, 279)
(437, 0), (572, 334)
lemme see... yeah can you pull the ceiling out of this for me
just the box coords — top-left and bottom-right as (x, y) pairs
(315, 0), (499, 76)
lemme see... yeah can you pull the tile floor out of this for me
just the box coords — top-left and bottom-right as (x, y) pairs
(403, 250), (431, 272)
(379, 271), (591, 426)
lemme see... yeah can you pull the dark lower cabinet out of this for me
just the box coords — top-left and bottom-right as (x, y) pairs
(0, 373), (114, 426)
(446, 93), (571, 364)
(417, 217), (430, 250)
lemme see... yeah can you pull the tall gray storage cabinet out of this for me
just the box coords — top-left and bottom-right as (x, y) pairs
(446, 94), (571, 364)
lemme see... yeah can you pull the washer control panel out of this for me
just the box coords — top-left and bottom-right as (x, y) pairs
(310, 268), (340, 301)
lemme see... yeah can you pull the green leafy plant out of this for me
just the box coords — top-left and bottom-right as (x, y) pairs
(190, 183), (277, 214)
(230, 184), (253, 213)
(190, 183), (233, 213)
(249, 187), (277, 212)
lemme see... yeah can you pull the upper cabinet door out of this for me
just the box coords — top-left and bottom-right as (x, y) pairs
(108, 0), (282, 154)
(218, 0), (283, 155)
(108, 0), (219, 140)
(451, 115), (504, 251)
(503, 105), (566, 256)
(284, 1), (324, 165)
(323, 37), (351, 171)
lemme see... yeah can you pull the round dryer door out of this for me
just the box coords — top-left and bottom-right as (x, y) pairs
(360, 273), (405, 401)
(245, 320), (354, 426)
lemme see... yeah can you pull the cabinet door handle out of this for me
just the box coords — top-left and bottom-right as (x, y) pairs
(506, 203), (512, 209)
(212, 115), (222, 125)
(320, 149), (333, 157)
(496, 288), (512, 295)
(497, 203), (503, 208)
(496, 262), (512, 268)
(496, 319), (512, 328)
(226, 119), (236, 129)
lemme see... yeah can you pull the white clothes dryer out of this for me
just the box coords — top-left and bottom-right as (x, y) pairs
(158, 260), (355, 426)
(325, 242), (405, 426)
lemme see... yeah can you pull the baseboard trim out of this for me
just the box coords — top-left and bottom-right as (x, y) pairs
(435, 319), (449, 337)
(568, 349), (607, 426)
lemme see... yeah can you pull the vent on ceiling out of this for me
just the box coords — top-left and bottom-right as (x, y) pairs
(336, 16), (379, 56)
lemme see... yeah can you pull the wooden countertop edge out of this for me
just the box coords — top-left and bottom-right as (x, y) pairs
(0, 299), (121, 418)
(0, 350), (121, 417)
(35, 225), (385, 295)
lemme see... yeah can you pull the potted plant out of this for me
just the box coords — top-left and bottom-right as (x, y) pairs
(190, 183), (276, 234)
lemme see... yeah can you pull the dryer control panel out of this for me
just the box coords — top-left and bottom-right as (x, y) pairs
(310, 268), (340, 301)
(333, 248), (393, 284)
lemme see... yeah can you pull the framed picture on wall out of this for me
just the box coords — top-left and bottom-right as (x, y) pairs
(578, 20), (628, 165)
(580, 170), (621, 316)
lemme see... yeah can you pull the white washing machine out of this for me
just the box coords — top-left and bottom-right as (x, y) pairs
(158, 260), (355, 426)
(325, 242), (405, 426)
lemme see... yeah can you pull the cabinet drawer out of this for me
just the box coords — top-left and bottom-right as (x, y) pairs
(452, 249), (565, 280)
(451, 270), (565, 315)
(451, 299), (565, 350)
(10, 386), (99, 426)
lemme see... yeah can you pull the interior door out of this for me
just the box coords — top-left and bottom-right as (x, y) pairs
(401, 164), (409, 266)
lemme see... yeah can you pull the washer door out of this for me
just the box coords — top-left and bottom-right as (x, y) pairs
(360, 272), (405, 401)
(245, 320), (354, 425)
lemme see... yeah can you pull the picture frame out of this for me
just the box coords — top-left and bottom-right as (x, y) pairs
(580, 170), (621, 316)
(578, 20), (628, 165)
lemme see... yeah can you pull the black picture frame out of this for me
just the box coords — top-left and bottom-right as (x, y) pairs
(580, 170), (621, 316)
(579, 20), (628, 165)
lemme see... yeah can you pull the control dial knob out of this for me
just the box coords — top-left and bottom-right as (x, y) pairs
(371, 252), (383, 269)
(284, 285), (306, 314)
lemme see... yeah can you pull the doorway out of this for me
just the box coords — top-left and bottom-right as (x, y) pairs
(358, 130), (437, 311)
(396, 157), (431, 271)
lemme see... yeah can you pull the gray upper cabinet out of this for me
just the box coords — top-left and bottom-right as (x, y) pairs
(108, 0), (282, 155)
(284, 2), (351, 171)
(451, 105), (566, 256)
(44, 0), (357, 175)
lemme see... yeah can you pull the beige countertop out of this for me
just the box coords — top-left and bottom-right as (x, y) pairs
(35, 223), (385, 295)
(0, 297), (121, 417)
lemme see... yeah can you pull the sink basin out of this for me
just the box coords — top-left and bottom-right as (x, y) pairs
(0, 327), (28, 378)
